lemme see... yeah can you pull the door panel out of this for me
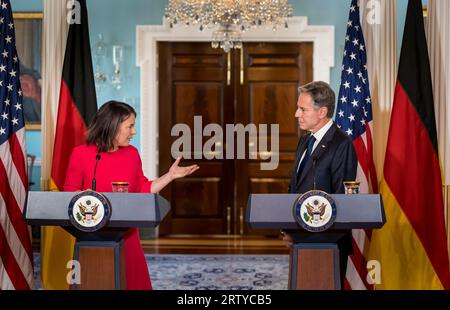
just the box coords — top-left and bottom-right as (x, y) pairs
(249, 83), (298, 133)
(174, 83), (222, 125)
(172, 178), (221, 217)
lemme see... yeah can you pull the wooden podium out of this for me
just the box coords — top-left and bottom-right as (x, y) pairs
(246, 194), (385, 290)
(25, 191), (170, 290)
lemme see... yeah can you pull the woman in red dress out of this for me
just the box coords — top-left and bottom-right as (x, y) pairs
(64, 100), (199, 290)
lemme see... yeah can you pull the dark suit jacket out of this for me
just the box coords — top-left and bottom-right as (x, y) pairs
(287, 122), (358, 260)
(288, 122), (357, 194)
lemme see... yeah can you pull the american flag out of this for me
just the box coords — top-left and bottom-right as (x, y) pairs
(336, 0), (378, 290)
(0, 0), (34, 289)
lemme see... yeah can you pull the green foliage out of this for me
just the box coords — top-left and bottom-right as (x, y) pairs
(303, 212), (310, 223)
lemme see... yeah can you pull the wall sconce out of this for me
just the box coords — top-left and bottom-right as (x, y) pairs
(111, 45), (123, 90)
(94, 34), (107, 90)
(93, 34), (124, 91)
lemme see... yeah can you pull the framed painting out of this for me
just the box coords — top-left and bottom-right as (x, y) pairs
(13, 12), (43, 131)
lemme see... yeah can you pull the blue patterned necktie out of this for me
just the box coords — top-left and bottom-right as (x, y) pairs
(297, 135), (316, 182)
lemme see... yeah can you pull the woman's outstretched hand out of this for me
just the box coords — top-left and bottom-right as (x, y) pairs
(169, 157), (200, 180)
(150, 157), (200, 193)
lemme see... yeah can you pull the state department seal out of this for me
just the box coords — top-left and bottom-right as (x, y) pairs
(293, 190), (337, 232)
(68, 190), (112, 232)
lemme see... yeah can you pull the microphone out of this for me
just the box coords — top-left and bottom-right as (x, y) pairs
(312, 156), (318, 190)
(92, 154), (101, 191)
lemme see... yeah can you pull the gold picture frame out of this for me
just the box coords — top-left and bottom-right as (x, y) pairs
(13, 12), (43, 131)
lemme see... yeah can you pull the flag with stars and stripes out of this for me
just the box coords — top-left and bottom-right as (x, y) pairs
(336, 0), (378, 290)
(0, 0), (34, 290)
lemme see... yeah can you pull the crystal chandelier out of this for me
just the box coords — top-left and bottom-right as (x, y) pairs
(165, 0), (293, 53)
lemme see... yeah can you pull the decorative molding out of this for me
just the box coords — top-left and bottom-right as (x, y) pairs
(136, 17), (335, 178)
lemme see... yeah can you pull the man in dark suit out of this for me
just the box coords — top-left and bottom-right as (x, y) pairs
(283, 81), (357, 288)
(288, 81), (357, 193)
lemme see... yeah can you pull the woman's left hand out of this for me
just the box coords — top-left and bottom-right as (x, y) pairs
(169, 157), (200, 180)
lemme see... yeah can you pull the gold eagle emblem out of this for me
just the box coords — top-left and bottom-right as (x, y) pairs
(305, 202), (326, 221)
(77, 202), (99, 224)
(78, 202), (99, 216)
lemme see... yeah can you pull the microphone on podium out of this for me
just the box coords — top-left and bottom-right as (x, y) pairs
(92, 154), (101, 191)
(312, 156), (318, 190)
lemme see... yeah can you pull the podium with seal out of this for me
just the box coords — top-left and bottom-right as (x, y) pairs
(246, 192), (385, 290)
(25, 191), (170, 290)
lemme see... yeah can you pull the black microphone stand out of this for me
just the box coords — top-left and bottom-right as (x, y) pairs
(92, 154), (101, 191)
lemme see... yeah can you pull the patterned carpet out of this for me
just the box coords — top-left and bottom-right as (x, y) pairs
(147, 255), (289, 290)
(34, 254), (289, 290)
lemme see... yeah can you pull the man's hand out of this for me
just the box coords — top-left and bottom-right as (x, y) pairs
(280, 230), (293, 248)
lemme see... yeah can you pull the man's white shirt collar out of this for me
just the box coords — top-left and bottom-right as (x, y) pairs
(311, 119), (333, 145)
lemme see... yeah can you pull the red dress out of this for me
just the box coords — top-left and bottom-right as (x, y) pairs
(64, 144), (153, 290)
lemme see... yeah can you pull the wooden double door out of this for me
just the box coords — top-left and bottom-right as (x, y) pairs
(158, 42), (312, 235)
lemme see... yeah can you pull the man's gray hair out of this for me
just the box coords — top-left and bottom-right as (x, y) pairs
(298, 81), (335, 118)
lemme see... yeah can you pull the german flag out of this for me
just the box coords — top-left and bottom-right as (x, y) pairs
(41, 0), (97, 289)
(368, 0), (450, 289)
